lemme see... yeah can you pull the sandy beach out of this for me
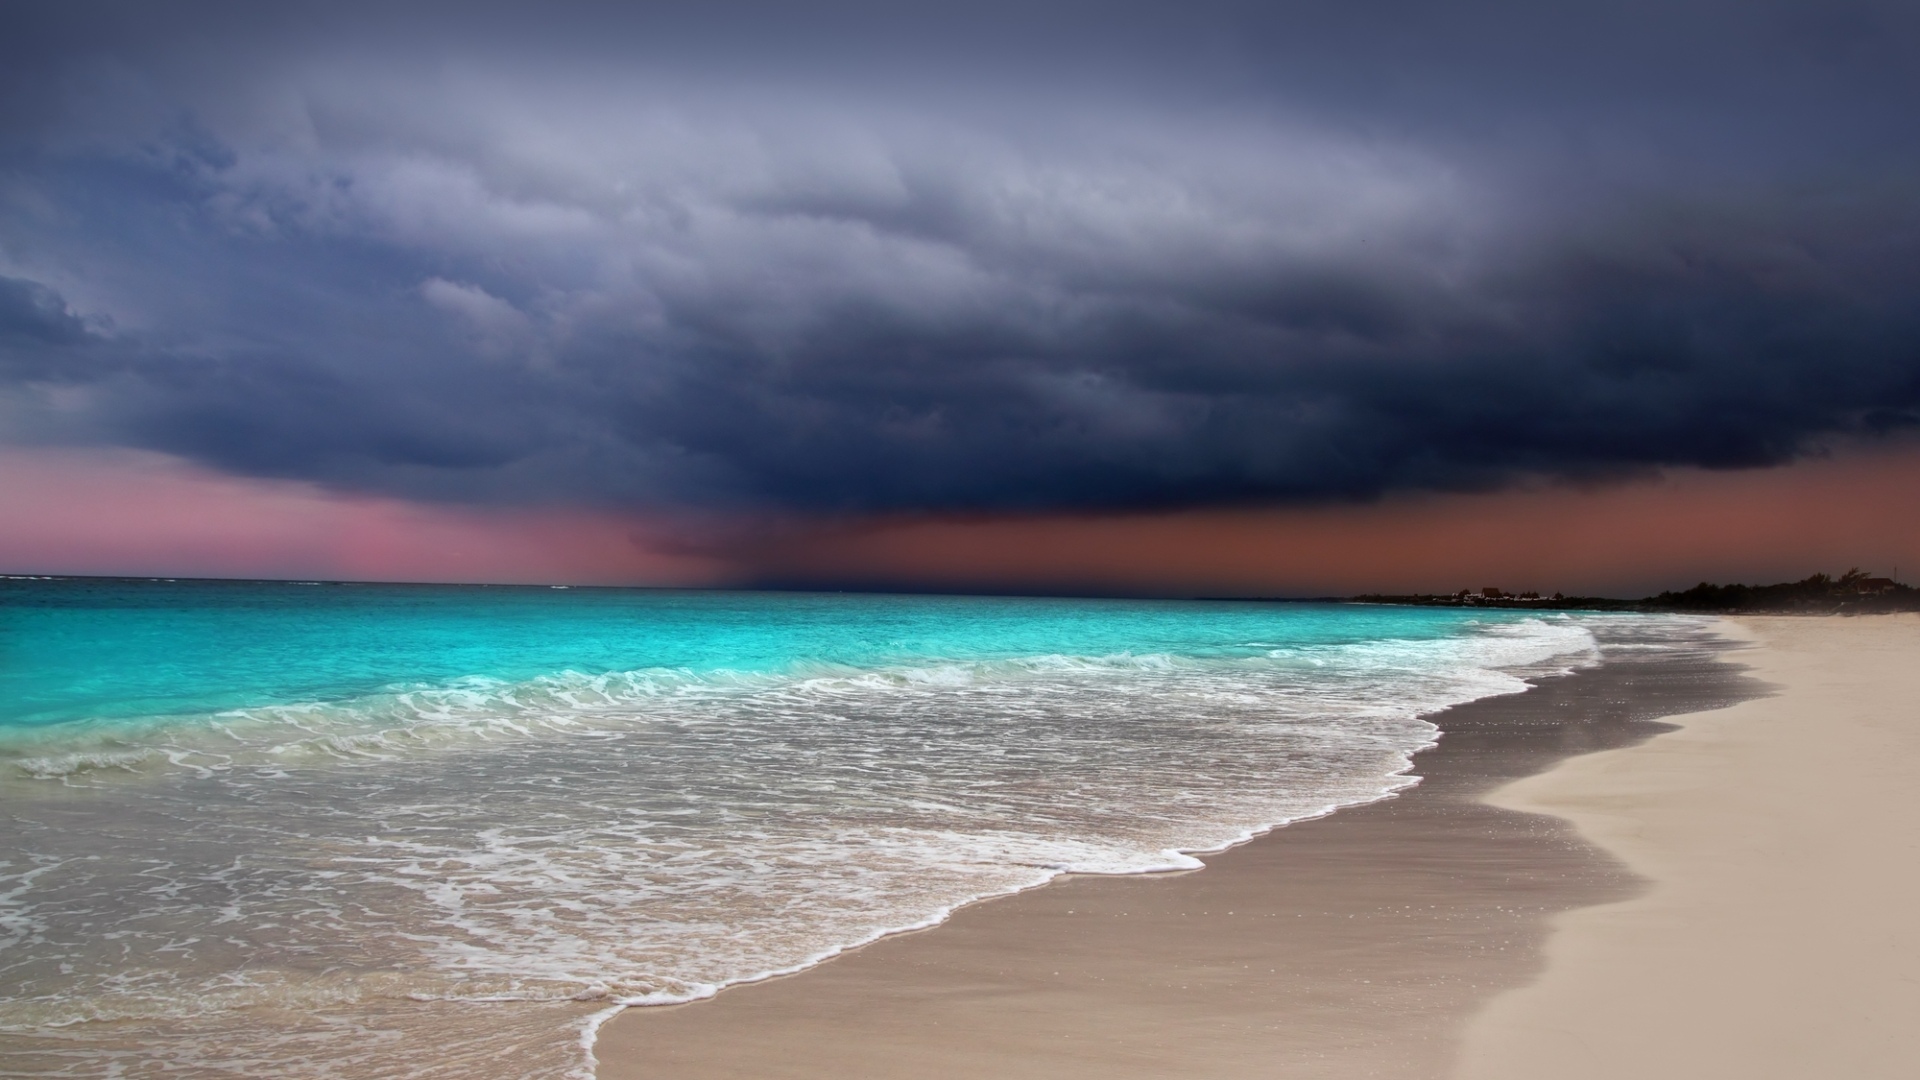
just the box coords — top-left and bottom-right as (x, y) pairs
(597, 618), (1782, 1078)
(1459, 614), (1920, 1079)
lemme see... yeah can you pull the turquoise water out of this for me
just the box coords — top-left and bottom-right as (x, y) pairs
(2, 578), (1505, 736)
(0, 577), (1616, 1079)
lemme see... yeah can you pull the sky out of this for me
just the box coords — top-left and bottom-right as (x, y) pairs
(2, 1), (1917, 594)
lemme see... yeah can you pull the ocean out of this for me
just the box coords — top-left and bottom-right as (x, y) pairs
(1, 577), (1630, 1078)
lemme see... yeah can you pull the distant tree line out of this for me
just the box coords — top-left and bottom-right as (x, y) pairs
(1354, 569), (1918, 614)
(1648, 569), (1915, 613)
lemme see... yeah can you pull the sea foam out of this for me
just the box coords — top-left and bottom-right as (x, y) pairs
(0, 588), (1640, 1078)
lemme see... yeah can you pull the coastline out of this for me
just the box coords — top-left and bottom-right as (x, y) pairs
(1459, 614), (1920, 1078)
(596, 618), (1753, 1078)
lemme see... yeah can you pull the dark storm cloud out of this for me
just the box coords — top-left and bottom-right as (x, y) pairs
(0, 276), (90, 349)
(1, 1), (1917, 511)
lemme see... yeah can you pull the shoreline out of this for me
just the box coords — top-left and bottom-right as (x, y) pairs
(574, 761), (1435, 1060)
(1460, 614), (1920, 1078)
(596, 617), (1753, 1078)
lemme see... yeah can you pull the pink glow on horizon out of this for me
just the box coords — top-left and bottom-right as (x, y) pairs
(731, 442), (1920, 597)
(0, 448), (731, 586)
(6, 442), (1919, 595)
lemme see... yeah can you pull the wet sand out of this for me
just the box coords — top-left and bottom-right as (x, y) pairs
(597, 622), (1754, 1079)
(1461, 614), (1920, 1079)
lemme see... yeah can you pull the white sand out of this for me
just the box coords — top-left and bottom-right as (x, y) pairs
(1459, 615), (1920, 1080)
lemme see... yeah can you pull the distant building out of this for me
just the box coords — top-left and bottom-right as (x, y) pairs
(1856, 577), (1897, 594)
(1482, 587), (1505, 598)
